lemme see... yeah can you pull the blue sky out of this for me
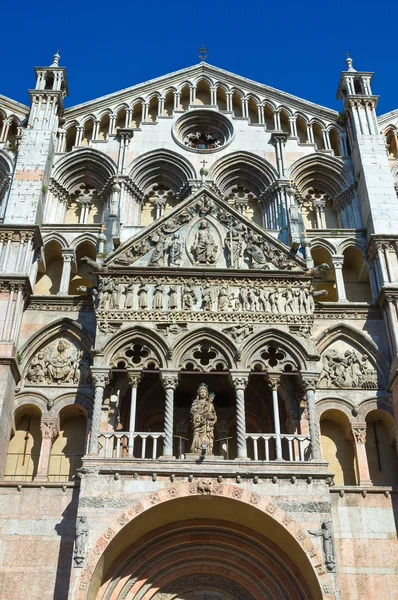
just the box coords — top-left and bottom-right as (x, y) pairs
(2, 0), (397, 115)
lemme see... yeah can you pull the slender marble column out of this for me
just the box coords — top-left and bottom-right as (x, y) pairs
(352, 425), (372, 486)
(58, 250), (74, 295)
(301, 375), (321, 461)
(88, 369), (110, 455)
(34, 419), (59, 481)
(127, 371), (142, 456)
(231, 373), (250, 459)
(267, 376), (283, 460)
(160, 370), (179, 457)
(332, 256), (347, 301)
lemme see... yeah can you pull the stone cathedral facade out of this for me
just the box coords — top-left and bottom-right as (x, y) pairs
(0, 53), (397, 599)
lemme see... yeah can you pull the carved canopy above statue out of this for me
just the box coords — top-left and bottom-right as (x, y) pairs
(106, 187), (306, 272)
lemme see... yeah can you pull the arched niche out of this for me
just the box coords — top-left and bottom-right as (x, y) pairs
(311, 246), (337, 302)
(342, 246), (372, 302)
(34, 240), (63, 295)
(4, 404), (42, 481)
(49, 404), (87, 482)
(320, 408), (357, 485)
(365, 410), (398, 486)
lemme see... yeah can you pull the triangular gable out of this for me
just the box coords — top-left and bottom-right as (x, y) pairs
(106, 186), (306, 272)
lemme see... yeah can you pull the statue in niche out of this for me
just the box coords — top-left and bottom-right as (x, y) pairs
(168, 285), (178, 310)
(26, 352), (46, 383)
(74, 516), (88, 567)
(152, 282), (163, 309)
(124, 282), (135, 309)
(46, 338), (76, 384)
(138, 280), (149, 309)
(308, 521), (336, 572)
(245, 234), (274, 269)
(191, 222), (218, 264)
(225, 221), (246, 268)
(202, 285), (213, 311)
(190, 383), (217, 454)
(98, 277), (114, 309)
(149, 235), (165, 267)
(168, 233), (182, 267)
(182, 284), (197, 310)
(217, 285), (229, 311)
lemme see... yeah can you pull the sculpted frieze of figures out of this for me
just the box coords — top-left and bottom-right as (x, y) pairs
(97, 276), (315, 317)
(318, 347), (379, 389)
(113, 196), (299, 270)
(26, 337), (91, 386)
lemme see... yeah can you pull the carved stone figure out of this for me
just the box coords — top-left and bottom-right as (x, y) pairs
(308, 521), (336, 572)
(99, 277), (113, 309)
(182, 284), (196, 310)
(245, 234), (274, 269)
(26, 352), (46, 383)
(124, 282), (135, 309)
(74, 516), (88, 567)
(168, 233), (182, 267)
(46, 338), (75, 384)
(191, 221), (218, 264)
(149, 235), (165, 267)
(152, 282), (163, 309)
(217, 285), (229, 311)
(168, 285), (178, 310)
(138, 281), (149, 309)
(318, 348), (377, 389)
(240, 286), (250, 311)
(190, 383), (217, 454)
(225, 221), (246, 268)
(202, 286), (213, 311)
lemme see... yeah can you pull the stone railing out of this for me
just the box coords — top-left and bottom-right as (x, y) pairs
(245, 433), (311, 461)
(99, 432), (165, 459)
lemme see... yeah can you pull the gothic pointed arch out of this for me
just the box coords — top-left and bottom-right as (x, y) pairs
(102, 325), (169, 369)
(211, 151), (278, 197)
(289, 153), (353, 197)
(172, 327), (238, 371)
(51, 147), (117, 191)
(128, 148), (197, 196)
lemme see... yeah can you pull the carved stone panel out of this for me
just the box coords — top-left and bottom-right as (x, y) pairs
(25, 337), (91, 386)
(318, 342), (380, 389)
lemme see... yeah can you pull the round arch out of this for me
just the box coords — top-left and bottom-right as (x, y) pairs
(51, 147), (117, 191)
(76, 483), (331, 600)
(128, 148), (197, 195)
(102, 325), (170, 369)
(211, 151), (278, 197)
(289, 154), (353, 198)
(171, 327), (238, 372)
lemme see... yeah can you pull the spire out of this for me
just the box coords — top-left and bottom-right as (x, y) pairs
(345, 52), (356, 72)
(50, 51), (60, 68)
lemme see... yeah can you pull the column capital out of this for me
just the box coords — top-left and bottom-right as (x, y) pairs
(266, 373), (281, 391)
(90, 366), (111, 388)
(160, 369), (179, 390)
(271, 131), (288, 146)
(230, 371), (250, 390)
(128, 369), (142, 388)
(40, 418), (59, 440)
(300, 372), (319, 392)
(61, 248), (75, 262)
(352, 425), (367, 444)
(331, 255), (345, 269)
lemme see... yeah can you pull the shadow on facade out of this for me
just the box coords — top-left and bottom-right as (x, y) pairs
(54, 484), (80, 600)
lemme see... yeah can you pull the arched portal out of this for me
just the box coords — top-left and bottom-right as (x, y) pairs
(78, 487), (329, 600)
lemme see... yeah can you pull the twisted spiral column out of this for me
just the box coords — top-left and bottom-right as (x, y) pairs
(88, 368), (110, 455)
(160, 370), (179, 457)
(231, 373), (250, 459)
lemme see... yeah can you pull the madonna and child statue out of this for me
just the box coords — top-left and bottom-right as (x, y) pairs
(190, 383), (217, 454)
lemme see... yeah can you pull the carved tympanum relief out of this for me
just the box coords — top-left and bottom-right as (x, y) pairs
(110, 195), (301, 271)
(26, 338), (91, 385)
(318, 343), (379, 389)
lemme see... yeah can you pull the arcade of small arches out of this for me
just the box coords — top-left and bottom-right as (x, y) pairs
(4, 324), (397, 489)
(59, 78), (346, 156)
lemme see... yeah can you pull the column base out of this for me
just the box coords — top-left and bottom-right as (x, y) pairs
(359, 479), (373, 487)
(33, 475), (49, 482)
(235, 456), (251, 461)
(159, 455), (176, 460)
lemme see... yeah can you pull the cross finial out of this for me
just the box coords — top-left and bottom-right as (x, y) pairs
(201, 159), (208, 169)
(345, 51), (355, 72)
(197, 45), (209, 62)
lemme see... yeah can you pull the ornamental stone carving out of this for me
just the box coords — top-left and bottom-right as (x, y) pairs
(319, 348), (378, 389)
(190, 383), (217, 454)
(191, 221), (218, 264)
(26, 338), (91, 385)
(308, 521), (336, 572)
(74, 516), (88, 567)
